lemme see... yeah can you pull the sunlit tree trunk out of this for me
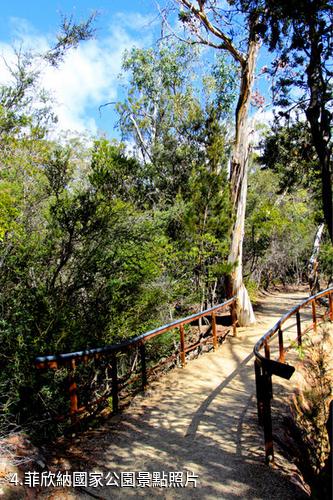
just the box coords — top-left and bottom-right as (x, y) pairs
(175, 1), (260, 324)
(226, 38), (259, 325)
(308, 222), (324, 295)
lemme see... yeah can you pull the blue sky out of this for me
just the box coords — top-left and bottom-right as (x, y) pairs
(0, 1), (274, 140)
(0, 0), (162, 138)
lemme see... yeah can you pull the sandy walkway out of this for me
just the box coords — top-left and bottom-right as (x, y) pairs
(40, 289), (313, 499)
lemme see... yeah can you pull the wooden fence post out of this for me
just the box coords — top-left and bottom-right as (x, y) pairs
(296, 310), (302, 347)
(179, 324), (186, 367)
(278, 326), (285, 363)
(212, 312), (217, 350)
(231, 300), (237, 336)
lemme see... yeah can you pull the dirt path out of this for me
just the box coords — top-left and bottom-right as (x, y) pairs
(39, 289), (312, 499)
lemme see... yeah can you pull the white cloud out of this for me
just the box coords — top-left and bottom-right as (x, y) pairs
(43, 36), (126, 135)
(113, 12), (159, 32)
(0, 15), (154, 136)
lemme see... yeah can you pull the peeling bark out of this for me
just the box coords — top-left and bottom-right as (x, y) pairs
(227, 36), (259, 326)
(176, 1), (259, 325)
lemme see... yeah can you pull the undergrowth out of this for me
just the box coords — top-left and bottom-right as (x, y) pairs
(291, 322), (332, 499)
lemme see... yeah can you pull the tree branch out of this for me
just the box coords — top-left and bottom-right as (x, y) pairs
(128, 114), (153, 164)
(177, 0), (246, 65)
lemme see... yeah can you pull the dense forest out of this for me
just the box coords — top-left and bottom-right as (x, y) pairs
(0, 0), (332, 443)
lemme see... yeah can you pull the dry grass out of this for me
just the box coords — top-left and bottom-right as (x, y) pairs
(292, 323), (332, 472)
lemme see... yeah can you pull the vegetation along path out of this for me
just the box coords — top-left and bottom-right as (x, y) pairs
(40, 289), (312, 499)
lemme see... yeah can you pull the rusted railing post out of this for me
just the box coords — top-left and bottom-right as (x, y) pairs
(253, 287), (333, 466)
(264, 340), (273, 399)
(254, 359), (274, 463)
(111, 352), (119, 413)
(254, 359), (264, 426)
(296, 310), (302, 346)
(278, 326), (285, 363)
(211, 312), (217, 350)
(179, 324), (186, 367)
(311, 300), (317, 333)
(231, 300), (237, 336)
(69, 359), (78, 423)
(34, 294), (248, 422)
(262, 367), (274, 465)
(140, 342), (147, 392)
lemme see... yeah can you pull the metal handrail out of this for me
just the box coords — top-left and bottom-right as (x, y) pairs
(253, 287), (333, 464)
(36, 296), (237, 421)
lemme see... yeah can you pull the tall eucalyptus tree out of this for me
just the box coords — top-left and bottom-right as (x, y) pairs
(174, 0), (264, 324)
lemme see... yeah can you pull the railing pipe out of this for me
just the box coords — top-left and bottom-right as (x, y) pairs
(312, 301), (317, 333)
(296, 310), (302, 346)
(254, 359), (264, 426)
(253, 286), (333, 465)
(278, 326), (284, 363)
(35, 296), (237, 421)
(179, 324), (186, 367)
(212, 312), (217, 350)
(231, 301), (237, 336)
(36, 297), (236, 368)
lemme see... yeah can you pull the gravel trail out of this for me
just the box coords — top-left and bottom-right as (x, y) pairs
(39, 289), (312, 499)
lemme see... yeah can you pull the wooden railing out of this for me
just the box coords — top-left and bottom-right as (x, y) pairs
(36, 297), (237, 423)
(253, 287), (333, 464)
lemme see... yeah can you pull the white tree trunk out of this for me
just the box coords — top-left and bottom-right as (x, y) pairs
(174, 1), (260, 325)
(308, 223), (325, 295)
(227, 37), (260, 326)
(229, 164), (256, 325)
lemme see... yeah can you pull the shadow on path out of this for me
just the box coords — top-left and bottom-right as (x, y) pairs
(41, 290), (310, 500)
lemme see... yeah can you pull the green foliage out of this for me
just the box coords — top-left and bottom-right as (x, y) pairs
(89, 139), (146, 205)
(0, 141), (171, 436)
(0, 51), (55, 142)
(260, 121), (320, 199)
(45, 13), (97, 67)
(0, 30), (324, 444)
(114, 40), (237, 305)
(256, 121), (330, 287)
(0, 133), (233, 438)
(244, 166), (316, 287)
(116, 40), (237, 206)
(319, 243), (333, 285)
(244, 277), (259, 304)
(259, 0), (333, 241)
(0, 41), (239, 437)
(0, 181), (20, 240)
